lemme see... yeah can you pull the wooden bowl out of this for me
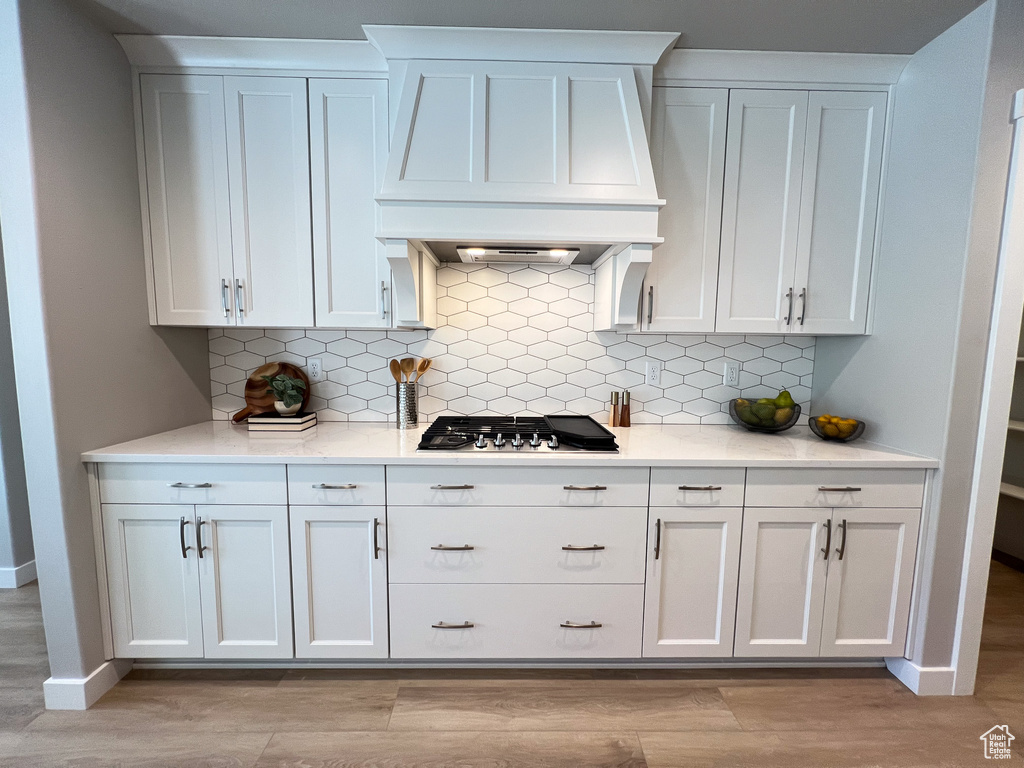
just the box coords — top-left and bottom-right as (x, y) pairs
(231, 362), (311, 423)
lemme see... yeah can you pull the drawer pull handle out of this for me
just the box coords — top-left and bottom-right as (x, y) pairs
(562, 544), (605, 551)
(179, 517), (192, 559)
(563, 485), (607, 491)
(431, 544), (475, 551)
(168, 482), (212, 489)
(560, 620), (602, 629)
(678, 485), (723, 491)
(431, 484), (474, 490)
(313, 483), (358, 490)
(818, 486), (862, 492)
(432, 621), (474, 629)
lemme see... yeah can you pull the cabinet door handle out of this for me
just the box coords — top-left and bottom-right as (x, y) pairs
(654, 518), (662, 560)
(380, 281), (388, 319)
(647, 285), (654, 325)
(821, 518), (831, 560)
(430, 484), (474, 490)
(835, 518), (848, 560)
(168, 482), (212, 489)
(313, 483), (357, 490)
(798, 287), (807, 326)
(196, 516), (209, 559)
(818, 486), (862, 493)
(678, 485), (722, 491)
(563, 485), (607, 491)
(235, 279), (245, 316)
(373, 518), (381, 560)
(562, 544), (605, 551)
(179, 517), (192, 559)
(221, 279), (231, 317)
(560, 621), (602, 629)
(431, 544), (474, 551)
(431, 621), (474, 629)
(784, 288), (794, 324)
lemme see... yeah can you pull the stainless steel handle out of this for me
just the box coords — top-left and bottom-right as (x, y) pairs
(431, 621), (474, 629)
(560, 621), (602, 629)
(235, 279), (244, 316)
(678, 485), (723, 491)
(654, 518), (662, 560)
(373, 518), (381, 560)
(835, 518), (848, 560)
(818, 486), (862, 493)
(647, 285), (654, 325)
(196, 516), (208, 559)
(221, 279), (231, 317)
(821, 518), (831, 561)
(562, 544), (606, 551)
(798, 287), (807, 326)
(168, 482), (212, 489)
(380, 281), (387, 319)
(312, 483), (357, 490)
(431, 544), (474, 551)
(784, 287), (794, 324)
(430, 484), (474, 490)
(563, 485), (607, 491)
(179, 517), (192, 559)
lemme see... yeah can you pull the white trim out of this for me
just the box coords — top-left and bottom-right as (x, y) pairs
(0, 559), (36, 588)
(951, 88), (1024, 696)
(886, 657), (956, 695)
(363, 25), (679, 65)
(134, 658), (887, 670)
(42, 659), (132, 710)
(656, 49), (909, 87)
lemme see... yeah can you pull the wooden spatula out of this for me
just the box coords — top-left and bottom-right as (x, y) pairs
(400, 357), (415, 382)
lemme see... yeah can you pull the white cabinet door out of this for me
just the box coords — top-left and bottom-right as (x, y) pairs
(223, 77), (313, 328)
(290, 506), (388, 659)
(793, 91), (887, 335)
(140, 74), (235, 326)
(643, 88), (727, 332)
(716, 90), (808, 334)
(196, 505), (293, 659)
(820, 508), (920, 657)
(102, 504), (203, 658)
(643, 508), (742, 658)
(734, 507), (830, 657)
(310, 79), (392, 328)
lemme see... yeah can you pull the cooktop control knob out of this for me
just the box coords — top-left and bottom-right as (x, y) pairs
(511, 433), (524, 449)
(529, 432), (542, 448)
(493, 433), (505, 448)
(547, 435), (559, 450)
(474, 434), (488, 449)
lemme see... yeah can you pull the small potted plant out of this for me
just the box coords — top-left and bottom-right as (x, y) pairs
(261, 373), (307, 415)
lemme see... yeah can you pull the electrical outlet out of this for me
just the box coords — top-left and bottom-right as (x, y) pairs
(723, 360), (740, 387)
(645, 360), (661, 386)
(308, 358), (324, 383)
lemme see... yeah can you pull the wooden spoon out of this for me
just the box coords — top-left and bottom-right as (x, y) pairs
(389, 359), (403, 383)
(400, 357), (415, 382)
(414, 358), (432, 381)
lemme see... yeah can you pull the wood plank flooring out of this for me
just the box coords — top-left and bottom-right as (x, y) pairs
(0, 561), (1021, 767)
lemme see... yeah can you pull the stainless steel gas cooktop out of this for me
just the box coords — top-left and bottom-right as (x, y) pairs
(417, 416), (618, 452)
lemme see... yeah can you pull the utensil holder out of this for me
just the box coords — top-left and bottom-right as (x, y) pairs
(395, 382), (418, 429)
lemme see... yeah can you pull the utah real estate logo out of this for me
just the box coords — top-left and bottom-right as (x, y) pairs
(980, 725), (1015, 759)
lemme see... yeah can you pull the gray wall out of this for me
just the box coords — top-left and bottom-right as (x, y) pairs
(0, 0), (210, 679)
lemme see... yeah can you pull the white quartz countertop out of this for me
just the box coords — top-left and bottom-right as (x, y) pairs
(81, 421), (939, 468)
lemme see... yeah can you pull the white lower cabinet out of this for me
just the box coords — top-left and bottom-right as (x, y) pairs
(290, 506), (388, 659)
(389, 584), (644, 659)
(642, 507), (742, 658)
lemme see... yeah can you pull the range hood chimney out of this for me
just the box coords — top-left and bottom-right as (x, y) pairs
(364, 25), (678, 328)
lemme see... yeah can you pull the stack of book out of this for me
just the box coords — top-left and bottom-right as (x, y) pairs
(247, 411), (317, 433)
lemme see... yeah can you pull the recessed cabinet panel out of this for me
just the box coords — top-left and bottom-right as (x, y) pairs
(569, 78), (638, 186)
(403, 75), (474, 182)
(486, 76), (556, 183)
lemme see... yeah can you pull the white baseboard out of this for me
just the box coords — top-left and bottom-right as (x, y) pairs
(0, 559), (36, 588)
(43, 659), (132, 710)
(886, 657), (957, 695)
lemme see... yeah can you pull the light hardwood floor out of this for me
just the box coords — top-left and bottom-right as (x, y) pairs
(0, 562), (1021, 767)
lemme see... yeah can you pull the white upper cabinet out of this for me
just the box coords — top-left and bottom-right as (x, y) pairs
(140, 74), (235, 326)
(643, 88), (728, 333)
(716, 90), (809, 334)
(310, 79), (392, 328)
(223, 77), (313, 327)
(793, 91), (887, 335)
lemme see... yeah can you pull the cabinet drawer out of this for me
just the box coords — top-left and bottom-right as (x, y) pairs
(388, 507), (647, 585)
(387, 466), (649, 507)
(745, 469), (925, 508)
(99, 463), (286, 505)
(389, 583), (644, 659)
(287, 464), (385, 505)
(650, 468), (745, 507)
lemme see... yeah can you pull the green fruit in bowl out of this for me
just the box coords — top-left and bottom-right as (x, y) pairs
(752, 402), (776, 421)
(775, 390), (795, 408)
(739, 408), (761, 426)
(774, 407), (794, 425)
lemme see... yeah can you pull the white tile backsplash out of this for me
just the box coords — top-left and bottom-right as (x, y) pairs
(209, 264), (814, 424)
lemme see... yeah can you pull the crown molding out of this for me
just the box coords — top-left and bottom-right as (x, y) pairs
(656, 48), (910, 86)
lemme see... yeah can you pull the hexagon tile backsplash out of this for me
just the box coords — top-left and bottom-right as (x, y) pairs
(209, 264), (814, 424)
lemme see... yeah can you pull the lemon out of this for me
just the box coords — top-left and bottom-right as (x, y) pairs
(823, 424), (840, 438)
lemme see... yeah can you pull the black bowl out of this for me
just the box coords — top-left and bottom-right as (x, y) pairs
(729, 399), (801, 433)
(808, 416), (866, 442)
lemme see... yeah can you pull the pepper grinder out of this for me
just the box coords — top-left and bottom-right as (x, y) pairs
(620, 390), (631, 427)
(609, 391), (620, 427)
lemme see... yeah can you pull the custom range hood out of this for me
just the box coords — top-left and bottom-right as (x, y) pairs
(364, 25), (678, 328)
